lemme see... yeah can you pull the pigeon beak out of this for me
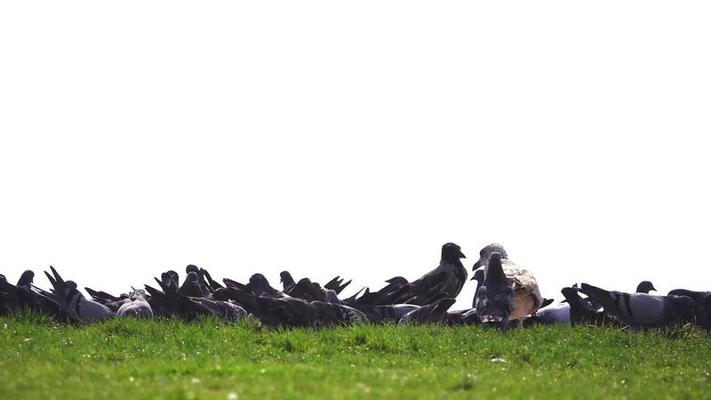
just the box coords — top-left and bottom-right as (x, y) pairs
(472, 258), (483, 270)
(650, 285), (657, 292)
(458, 250), (466, 259)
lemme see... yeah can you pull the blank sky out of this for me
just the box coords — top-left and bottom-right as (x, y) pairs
(1, 1), (710, 309)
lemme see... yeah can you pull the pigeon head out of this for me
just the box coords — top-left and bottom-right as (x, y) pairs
(636, 280), (656, 294)
(129, 289), (147, 300)
(249, 273), (269, 287)
(472, 243), (508, 270)
(164, 270), (180, 289)
(249, 273), (277, 297)
(470, 268), (484, 283)
(185, 271), (199, 283)
(17, 270), (34, 286)
(441, 242), (466, 263)
(186, 265), (199, 275)
(475, 252), (513, 325)
(324, 289), (341, 304)
(280, 271), (294, 285)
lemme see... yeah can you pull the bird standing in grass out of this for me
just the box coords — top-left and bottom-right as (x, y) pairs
(473, 244), (543, 326)
(380, 242), (467, 306)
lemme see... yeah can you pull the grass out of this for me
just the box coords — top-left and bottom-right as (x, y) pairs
(1, 314), (710, 399)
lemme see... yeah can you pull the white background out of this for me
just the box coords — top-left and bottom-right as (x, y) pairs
(1, 2), (710, 309)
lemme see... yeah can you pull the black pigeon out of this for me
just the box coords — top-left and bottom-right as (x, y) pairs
(475, 252), (514, 327)
(399, 298), (456, 324)
(580, 283), (695, 329)
(380, 243), (467, 306)
(470, 269), (484, 308)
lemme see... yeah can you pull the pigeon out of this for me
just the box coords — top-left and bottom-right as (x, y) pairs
(285, 278), (326, 302)
(475, 252), (514, 327)
(636, 281), (656, 294)
(324, 289), (342, 304)
(580, 283), (695, 329)
(473, 244), (543, 322)
(668, 289), (711, 330)
(116, 289), (154, 319)
(44, 266), (113, 324)
(146, 275), (245, 321)
(280, 271), (296, 291)
(532, 302), (571, 325)
(471, 269), (484, 308)
(399, 298), (456, 324)
(179, 271), (209, 298)
(16, 270), (34, 288)
(379, 243), (467, 306)
(186, 265), (212, 295)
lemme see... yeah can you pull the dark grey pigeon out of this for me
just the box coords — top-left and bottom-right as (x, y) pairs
(471, 269), (484, 308)
(186, 265), (212, 294)
(399, 298), (456, 324)
(475, 252), (514, 327)
(44, 266), (113, 324)
(636, 281), (656, 294)
(179, 271), (208, 297)
(379, 243), (467, 306)
(580, 283), (695, 330)
(17, 270), (34, 288)
(285, 278), (326, 302)
(280, 271), (296, 291)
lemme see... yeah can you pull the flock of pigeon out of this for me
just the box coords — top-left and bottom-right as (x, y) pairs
(1, 243), (710, 331)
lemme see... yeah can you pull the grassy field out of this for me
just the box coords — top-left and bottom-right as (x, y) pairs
(1, 315), (710, 399)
